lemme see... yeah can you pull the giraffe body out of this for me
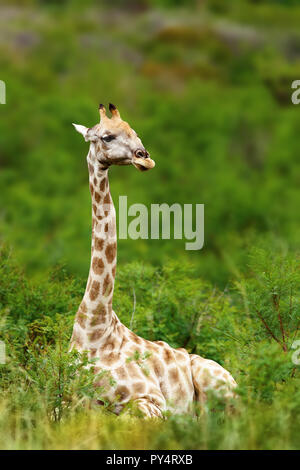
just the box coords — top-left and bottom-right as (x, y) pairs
(70, 104), (237, 417)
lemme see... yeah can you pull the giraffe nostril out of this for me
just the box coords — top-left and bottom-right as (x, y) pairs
(135, 149), (149, 159)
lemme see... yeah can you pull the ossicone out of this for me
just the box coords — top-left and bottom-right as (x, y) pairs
(109, 103), (121, 120)
(99, 103), (107, 121)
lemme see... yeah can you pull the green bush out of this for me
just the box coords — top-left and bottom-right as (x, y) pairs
(0, 245), (299, 449)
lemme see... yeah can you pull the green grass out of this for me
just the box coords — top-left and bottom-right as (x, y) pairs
(0, 402), (299, 450)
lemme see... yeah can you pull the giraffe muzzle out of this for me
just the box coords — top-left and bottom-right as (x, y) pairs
(133, 149), (155, 172)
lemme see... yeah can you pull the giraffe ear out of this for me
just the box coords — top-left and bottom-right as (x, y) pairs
(72, 123), (89, 140)
(72, 123), (98, 142)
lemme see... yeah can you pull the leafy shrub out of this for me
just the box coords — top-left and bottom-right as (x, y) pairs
(235, 247), (300, 354)
(0, 245), (299, 448)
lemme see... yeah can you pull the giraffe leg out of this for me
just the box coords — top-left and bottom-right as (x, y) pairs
(190, 354), (237, 405)
(133, 398), (163, 419)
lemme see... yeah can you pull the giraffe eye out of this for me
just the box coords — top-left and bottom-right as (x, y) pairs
(101, 135), (116, 143)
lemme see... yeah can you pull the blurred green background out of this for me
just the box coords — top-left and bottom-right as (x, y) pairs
(0, 0), (300, 286)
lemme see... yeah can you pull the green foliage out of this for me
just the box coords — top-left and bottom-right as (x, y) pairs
(0, 246), (299, 449)
(0, 0), (300, 449)
(114, 261), (239, 364)
(2, 345), (102, 423)
(240, 248), (300, 351)
(0, 0), (300, 285)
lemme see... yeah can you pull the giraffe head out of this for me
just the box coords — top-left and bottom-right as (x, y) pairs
(73, 104), (155, 172)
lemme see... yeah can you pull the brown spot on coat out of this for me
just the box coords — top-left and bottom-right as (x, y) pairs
(90, 348), (98, 358)
(133, 382), (146, 394)
(160, 381), (168, 397)
(174, 384), (187, 404)
(101, 352), (119, 366)
(104, 193), (111, 205)
(129, 331), (142, 345)
(88, 328), (104, 342)
(153, 359), (164, 378)
(115, 385), (130, 401)
(105, 243), (117, 263)
(90, 280), (100, 301)
(75, 302), (88, 329)
(202, 369), (211, 388)
(92, 256), (105, 275)
(163, 348), (173, 364)
(169, 368), (180, 383)
(71, 330), (83, 348)
(175, 348), (188, 362)
(115, 367), (128, 380)
(94, 192), (101, 203)
(100, 340), (115, 353)
(127, 362), (142, 379)
(102, 273), (112, 296)
(100, 178), (106, 192)
(146, 341), (160, 352)
(90, 304), (107, 326)
(94, 237), (104, 251)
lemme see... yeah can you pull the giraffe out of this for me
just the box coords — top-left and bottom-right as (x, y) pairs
(70, 103), (237, 418)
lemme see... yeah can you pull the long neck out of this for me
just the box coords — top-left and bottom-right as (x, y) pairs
(71, 150), (117, 348)
(87, 153), (117, 313)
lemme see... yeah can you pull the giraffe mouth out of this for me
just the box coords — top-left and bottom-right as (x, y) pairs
(133, 157), (155, 172)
